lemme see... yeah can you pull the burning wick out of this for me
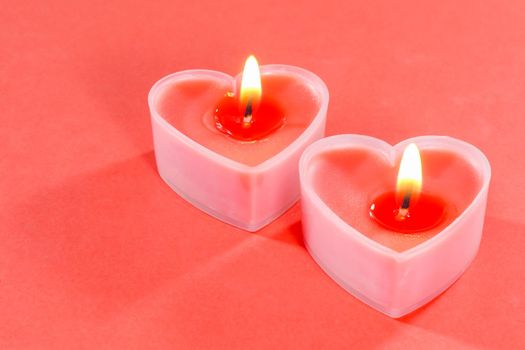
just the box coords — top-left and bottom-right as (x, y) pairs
(240, 55), (261, 128)
(396, 193), (411, 221)
(243, 97), (253, 127)
(395, 143), (422, 221)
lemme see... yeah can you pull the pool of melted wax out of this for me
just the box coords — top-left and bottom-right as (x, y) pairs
(369, 191), (447, 233)
(214, 94), (285, 142)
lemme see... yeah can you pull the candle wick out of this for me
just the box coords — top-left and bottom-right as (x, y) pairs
(243, 98), (253, 127)
(396, 192), (411, 221)
(401, 193), (411, 209)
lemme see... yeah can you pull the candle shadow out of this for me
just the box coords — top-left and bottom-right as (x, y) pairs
(257, 205), (307, 250)
(283, 220), (306, 248)
(266, 220), (305, 248)
(2, 152), (250, 319)
(141, 150), (158, 172)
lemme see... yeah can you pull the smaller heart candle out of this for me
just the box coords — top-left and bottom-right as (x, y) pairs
(299, 135), (491, 317)
(149, 57), (328, 231)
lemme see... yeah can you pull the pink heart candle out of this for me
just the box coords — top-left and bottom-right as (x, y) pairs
(149, 59), (328, 231)
(299, 135), (491, 317)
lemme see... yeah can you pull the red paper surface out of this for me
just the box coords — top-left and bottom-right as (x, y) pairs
(1, 0), (524, 348)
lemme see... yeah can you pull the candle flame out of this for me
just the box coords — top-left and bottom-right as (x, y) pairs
(240, 55), (262, 113)
(396, 143), (422, 206)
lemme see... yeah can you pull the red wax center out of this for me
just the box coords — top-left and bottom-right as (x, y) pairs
(214, 94), (284, 141)
(369, 191), (447, 233)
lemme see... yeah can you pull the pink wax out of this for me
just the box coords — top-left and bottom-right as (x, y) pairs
(308, 147), (482, 252)
(155, 72), (320, 166)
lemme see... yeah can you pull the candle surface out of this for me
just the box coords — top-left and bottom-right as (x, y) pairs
(309, 147), (482, 251)
(155, 73), (321, 166)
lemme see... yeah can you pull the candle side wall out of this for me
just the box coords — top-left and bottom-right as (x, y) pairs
(302, 190), (400, 311)
(392, 189), (488, 315)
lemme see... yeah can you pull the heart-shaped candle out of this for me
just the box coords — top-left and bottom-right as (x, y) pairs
(149, 58), (328, 231)
(299, 135), (491, 317)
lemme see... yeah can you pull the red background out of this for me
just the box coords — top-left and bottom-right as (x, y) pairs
(1, 0), (524, 348)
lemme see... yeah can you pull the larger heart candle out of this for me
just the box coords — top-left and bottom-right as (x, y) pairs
(299, 135), (491, 317)
(149, 58), (328, 231)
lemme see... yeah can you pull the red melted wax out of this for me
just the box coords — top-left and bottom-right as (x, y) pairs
(214, 94), (284, 141)
(369, 191), (447, 233)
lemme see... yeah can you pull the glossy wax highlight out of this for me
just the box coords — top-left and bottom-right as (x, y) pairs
(369, 191), (447, 233)
(214, 94), (284, 141)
